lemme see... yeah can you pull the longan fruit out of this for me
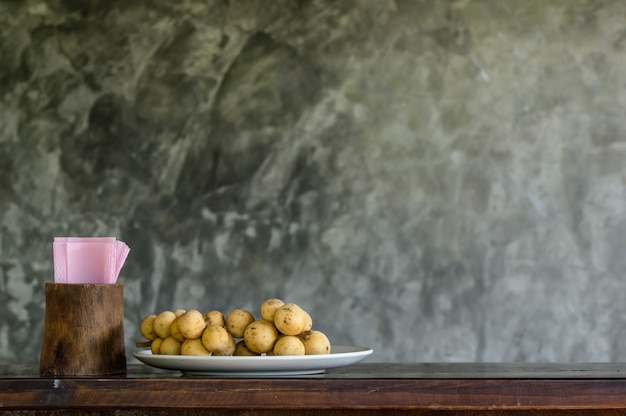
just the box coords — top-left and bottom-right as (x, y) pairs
(301, 330), (331, 355)
(177, 309), (206, 339)
(153, 311), (177, 339)
(302, 310), (313, 332)
(203, 310), (225, 327)
(243, 320), (279, 354)
(213, 333), (237, 356)
(150, 338), (163, 355)
(170, 319), (185, 342)
(202, 325), (231, 353)
(225, 309), (255, 338)
(181, 338), (212, 356)
(234, 340), (260, 356)
(274, 303), (307, 335)
(159, 336), (182, 355)
(260, 298), (285, 322)
(140, 314), (158, 340)
(273, 335), (305, 356)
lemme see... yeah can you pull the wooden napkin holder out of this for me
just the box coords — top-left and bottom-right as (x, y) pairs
(39, 283), (126, 376)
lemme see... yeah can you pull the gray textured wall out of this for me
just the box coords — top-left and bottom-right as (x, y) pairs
(2, 0), (626, 364)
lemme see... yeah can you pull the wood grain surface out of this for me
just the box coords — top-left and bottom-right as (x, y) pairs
(38, 283), (126, 376)
(3, 363), (626, 415)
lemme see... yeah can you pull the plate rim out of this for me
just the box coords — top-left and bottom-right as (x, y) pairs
(132, 345), (373, 375)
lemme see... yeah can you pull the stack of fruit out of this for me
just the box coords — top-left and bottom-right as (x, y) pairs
(138, 298), (331, 356)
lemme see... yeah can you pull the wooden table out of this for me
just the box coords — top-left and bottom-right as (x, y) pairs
(3, 362), (626, 415)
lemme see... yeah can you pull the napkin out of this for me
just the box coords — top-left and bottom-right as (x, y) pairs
(53, 237), (130, 284)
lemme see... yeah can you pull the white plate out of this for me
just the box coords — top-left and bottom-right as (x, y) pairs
(133, 345), (373, 376)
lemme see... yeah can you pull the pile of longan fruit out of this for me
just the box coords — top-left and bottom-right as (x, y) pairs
(138, 298), (331, 356)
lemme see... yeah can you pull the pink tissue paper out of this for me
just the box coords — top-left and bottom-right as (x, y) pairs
(53, 237), (130, 284)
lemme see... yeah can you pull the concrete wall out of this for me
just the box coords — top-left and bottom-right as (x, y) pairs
(2, 0), (626, 364)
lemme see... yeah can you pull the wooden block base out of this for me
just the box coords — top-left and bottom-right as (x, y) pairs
(39, 283), (126, 376)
